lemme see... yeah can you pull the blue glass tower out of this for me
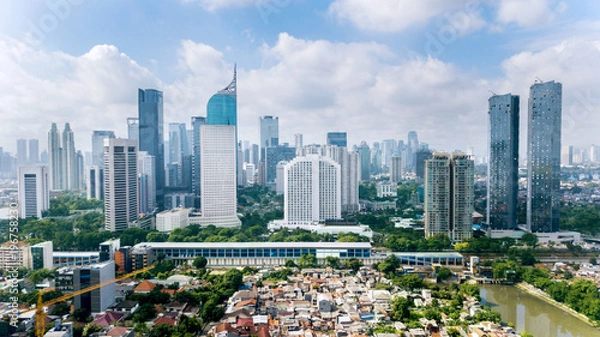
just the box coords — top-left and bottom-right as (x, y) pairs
(138, 88), (164, 210)
(207, 66), (237, 127)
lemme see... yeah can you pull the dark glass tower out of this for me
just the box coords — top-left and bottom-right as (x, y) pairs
(138, 89), (164, 210)
(487, 94), (519, 230)
(527, 81), (562, 232)
(326, 132), (347, 147)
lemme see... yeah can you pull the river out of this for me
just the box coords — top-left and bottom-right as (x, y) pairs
(480, 284), (600, 337)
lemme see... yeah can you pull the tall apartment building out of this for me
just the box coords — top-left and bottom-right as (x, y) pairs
(18, 165), (49, 218)
(527, 81), (562, 232)
(487, 94), (519, 230)
(284, 154), (341, 225)
(389, 155), (402, 184)
(104, 138), (138, 231)
(260, 116), (279, 160)
(425, 152), (474, 242)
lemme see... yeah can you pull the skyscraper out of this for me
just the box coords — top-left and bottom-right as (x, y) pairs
(487, 94), (519, 230)
(390, 155), (402, 183)
(284, 154), (341, 225)
(62, 123), (78, 190)
(358, 141), (371, 182)
(415, 149), (433, 180)
(425, 152), (474, 242)
(191, 116), (206, 196)
(104, 138), (138, 231)
(260, 116), (279, 160)
(18, 166), (49, 219)
(407, 131), (419, 171)
(199, 125), (240, 227)
(92, 131), (116, 167)
(527, 80), (562, 232)
(86, 165), (103, 200)
(264, 145), (296, 184)
(168, 122), (187, 166)
(207, 67), (237, 127)
(138, 89), (164, 210)
(294, 133), (303, 154)
(381, 139), (397, 167)
(72, 261), (115, 313)
(138, 151), (156, 214)
(28, 139), (39, 164)
(127, 117), (139, 141)
(326, 132), (347, 147)
(48, 123), (62, 190)
(16, 139), (27, 167)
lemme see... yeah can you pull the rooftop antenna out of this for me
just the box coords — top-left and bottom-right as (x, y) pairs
(535, 77), (543, 84)
(489, 90), (497, 96)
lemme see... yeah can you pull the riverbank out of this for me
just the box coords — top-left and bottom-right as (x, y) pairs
(515, 282), (599, 329)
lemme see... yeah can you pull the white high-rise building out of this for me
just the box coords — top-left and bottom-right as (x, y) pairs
(390, 155), (402, 183)
(104, 138), (138, 231)
(424, 152), (473, 242)
(284, 154), (341, 225)
(48, 123), (62, 190)
(18, 166), (49, 219)
(198, 125), (241, 227)
(321, 145), (360, 212)
(62, 123), (78, 190)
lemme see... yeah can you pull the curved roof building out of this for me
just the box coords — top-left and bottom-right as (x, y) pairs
(207, 65), (237, 126)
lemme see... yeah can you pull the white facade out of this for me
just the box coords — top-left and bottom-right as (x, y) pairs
(0, 242), (32, 270)
(31, 241), (53, 270)
(137, 151), (156, 214)
(284, 154), (341, 225)
(18, 165), (49, 218)
(275, 161), (287, 194)
(156, 208), (191, 232)
(200, 125), (241, 227)
(104, 138), (138, 231)
(376, 181), (397, 198)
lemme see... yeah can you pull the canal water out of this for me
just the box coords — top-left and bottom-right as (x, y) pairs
(480, 284), (600, 337)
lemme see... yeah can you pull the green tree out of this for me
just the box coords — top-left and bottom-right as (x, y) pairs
(193, 256), (207, 269)
(521, 233), (539, 248)
(324, 256), (340, 269)
(436, 267), (452, 282)
(394, 274), (425, 291)
(298, 254), (317, 269)
(343, 258), (363, 272)
(133, 303), (157, 323)
(390, 296), (412, 321)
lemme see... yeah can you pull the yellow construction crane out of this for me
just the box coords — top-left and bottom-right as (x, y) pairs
(21, 265), (154, 337)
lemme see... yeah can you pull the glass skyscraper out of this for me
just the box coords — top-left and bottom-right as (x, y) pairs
(327, 132), (347, 147)
(207, 67), (237, 127)
(138, 88), (164, 210)
(487, 94), (519, 230)
(527, 80), (562, 232)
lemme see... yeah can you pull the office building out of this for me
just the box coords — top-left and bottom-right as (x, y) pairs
(156, 208), (191, 232)
(0, 241), (31, 270)
(138, 89), (164, 210)
(31, 241), (53, 270)
(487, 93), (519, 230)
(322, 145), (360, 212)
(137, 151), (155, 214)
(358, 142), (371, 182)
(99, 238), (120, 263)
(425, 152), (474, 242)
(168, 122), (187, 167)
(104, 138), (138, 231)
(407, 131), (419, 171)
(561, 145), (573, 166)
(91, 131), (115, 167)
(591, 144), (600, 164)
(28, 139), (39, 164)
(72, 261), (116, 313)
(199, 125), (240, 227)
(389, 155), (402, 183)
(527, 80), (562, 232)
(18, 165), (49, 218)
(48, 123), (62, 190)
(260, 116), (279, 160)
(16, 138), (27, 167)
(164, 192), (195, 209)
(283, 154), (341, 226)
(191, 116), (206, 196)
(381, 139), (397, 167)
(264, 145), (296, 184)
(415, 149), (433, 180)
(86, 165), (103, 200)
(294, 133), (303, 154)
(62, 123), (78, 190)
(326, 132), (347, 147)
(127, 117), (139, 141)
(207, 67), (237, 127)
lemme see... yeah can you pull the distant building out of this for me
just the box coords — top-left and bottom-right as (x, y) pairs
(104, 138), (138, 231)
(126, 117), (139, 141)
(86, 165), (103, 200)
(389, 155), (402, 183)
(91, 130), (116, 167)
(260, 116), (279, 160)
(425, 152), (474, 242)
(99, 238), (120, 263)
(358, 142), (371, 182)
(72, 261), (116, 313)
(138, 151), (156, 214)
(0, 241), (31, 270)
(326, 132), (347, 147)
(191, 116), (206, 196)
(376, 181), (397, 198)
(156, 208), (191, 232)
(138, 88), (165, 210)
(527, 81), (562, 232)
(264, 145), (296, 185)
(28, 139), (39, 164)
(31, 241), (53, 270)
(415, 149), (432, 180)
(18, 165), (49, 218)
(17, 138), (27, 167)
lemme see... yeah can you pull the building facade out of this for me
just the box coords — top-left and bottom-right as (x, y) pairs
(138, 89), (164, 210)
(284, 154), (341, 225)
(92, 130), (116, 167)
(18, 165), (49, 218)
(260, 116), (279, 160)
(389, 155), (402, 183)
(527, 81), (562, 232)
(104, 138), (138, 231)
(86, 165), (103, 200)
(487, 94), (519, 230)
(425, 152), (474, 242)
(326, 132), (347, 147)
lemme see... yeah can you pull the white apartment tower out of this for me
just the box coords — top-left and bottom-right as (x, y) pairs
(18, 166), (49, 218)
(104, 138), (138, 231)
(200, 125), (241, 227)
(284, 154), (341, 225)
(424, 152), (474, 242)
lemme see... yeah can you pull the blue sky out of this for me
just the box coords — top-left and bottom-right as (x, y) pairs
(1, 0), (600, 159)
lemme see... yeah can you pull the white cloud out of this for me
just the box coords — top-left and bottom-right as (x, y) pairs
(0, 38), (160, 153)
(328, 0), (476, 33)
(495, 0), (566, 27)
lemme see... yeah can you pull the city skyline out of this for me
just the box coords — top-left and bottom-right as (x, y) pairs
(2, 2), (600, 158)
